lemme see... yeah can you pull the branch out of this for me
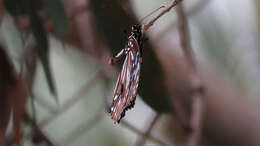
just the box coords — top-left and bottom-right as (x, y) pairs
(176, 4), (204, 146)
(121, 120), (171, 146)
(135, 114), (161, 146)
(142, 0), (183, 33)
(187, 93), (203, 146)
(155, 0), (211, 41)
(24, 112), (58, 146)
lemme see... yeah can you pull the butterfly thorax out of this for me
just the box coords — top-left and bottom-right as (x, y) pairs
(130, 24), (143, 56)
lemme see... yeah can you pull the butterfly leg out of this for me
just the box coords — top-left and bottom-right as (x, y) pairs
(109, 48), (128, 65)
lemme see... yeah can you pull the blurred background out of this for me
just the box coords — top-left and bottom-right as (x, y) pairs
(1, 0), (260, 146)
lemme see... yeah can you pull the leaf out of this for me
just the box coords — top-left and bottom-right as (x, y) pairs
(43, 0), (69, 37)
(90, 0), (171, 112)
(39, 54), (57, 98)
(26, 0), (58, 99)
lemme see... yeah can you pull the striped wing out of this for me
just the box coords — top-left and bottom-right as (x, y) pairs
(109, 37), (142, 123)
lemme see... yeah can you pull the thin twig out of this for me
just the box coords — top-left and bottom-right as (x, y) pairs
(176, 4), (204, 146)
(61, 87), (108, 145)
(121, 120), (171, 146)
(24, 112), (58, 146)
(177, 4), (194, 68)
(34, 96), (57, 113)
(155, 0), (211, 41)
(187, 93), (203, 146)
(135, 114), (161, 146)
(39, 71), (101, 127)
(171, 97), (190, 131)
(142, 0), (183, 33)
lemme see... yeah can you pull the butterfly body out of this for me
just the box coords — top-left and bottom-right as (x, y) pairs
(109, 24), (144, 123)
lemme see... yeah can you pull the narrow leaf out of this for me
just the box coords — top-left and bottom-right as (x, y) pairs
(26, 0), (58, 99)
(39, 54), (57, 98)
(43, 0), (69, 37)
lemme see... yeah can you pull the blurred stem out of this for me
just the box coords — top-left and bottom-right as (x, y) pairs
(177, 4), (193, 68)
(24, 112), (58, 146)
(155, 0), (211, 41)
(29, 94), (37, 120)
(39, 71), (101, 127)
(135, 114), (161, 146)
(142, 0), (183, 33)
(177, 4), (204, 146)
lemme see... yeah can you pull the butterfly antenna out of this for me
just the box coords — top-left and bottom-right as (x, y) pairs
(140, 5), (166, 23)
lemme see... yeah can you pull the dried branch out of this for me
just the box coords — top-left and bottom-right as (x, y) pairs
(155, 0), (211, 41)
(177, 4), (193, 68)
(142, 0), (183, 33)
(176, 4), (204, 146)
(39, 71), (101, 127)
(121, 120), (171, 146)
(135, 114), (161, 146)
(171, 97), (190, 131)
(187, 93), (203, 146)
(24, 112), (58, 146)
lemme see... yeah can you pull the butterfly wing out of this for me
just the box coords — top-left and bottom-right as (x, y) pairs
(124, 37), (141, 109)
(109, 53), (131, 122)
(109, 37), (142, 123)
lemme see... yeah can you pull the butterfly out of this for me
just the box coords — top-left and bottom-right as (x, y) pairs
(108, 24), (144, 123)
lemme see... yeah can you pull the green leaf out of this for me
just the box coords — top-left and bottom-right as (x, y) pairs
(39, 54), (57, 98)
(90, 0), (171, 112)
(26, 0), (58, 99)
(43, 0), (69, 37)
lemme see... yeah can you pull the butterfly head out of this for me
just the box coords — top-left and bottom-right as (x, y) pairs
(131, 24), (143, 43)
(131, 24), (141, 34)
